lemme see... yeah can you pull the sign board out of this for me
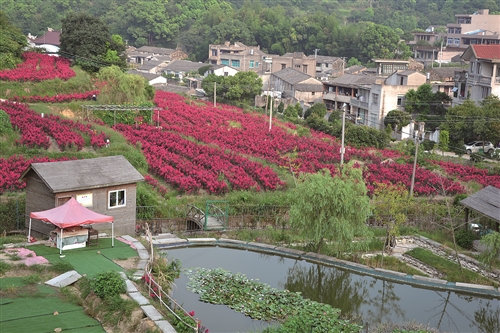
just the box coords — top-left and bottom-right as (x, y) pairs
(76, 193), (93, 207)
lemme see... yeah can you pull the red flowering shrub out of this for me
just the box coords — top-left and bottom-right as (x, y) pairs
(0, 52), (75, 82)
(0, 155), (71, 194)
(10, 90), (99, 103)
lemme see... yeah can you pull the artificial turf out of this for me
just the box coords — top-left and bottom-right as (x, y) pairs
(1, 296), (105, 333)
(29, 238), (138, 278)
(0, 238), (138, 332)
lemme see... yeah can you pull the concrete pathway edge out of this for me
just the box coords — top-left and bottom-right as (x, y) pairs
(119, 236), (178, 333)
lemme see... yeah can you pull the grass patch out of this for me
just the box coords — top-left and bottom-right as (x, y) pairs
(405, 248), (497, 286)
(359, 255), (427, 276)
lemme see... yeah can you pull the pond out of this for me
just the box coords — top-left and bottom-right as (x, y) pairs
(164, 246), (500, 333)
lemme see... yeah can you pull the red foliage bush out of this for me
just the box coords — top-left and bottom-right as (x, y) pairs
(0, 52), (75, 82)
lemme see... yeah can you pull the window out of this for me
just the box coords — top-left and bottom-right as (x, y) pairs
(221, 59), (229, 66)
(295, 64), (301, 69)
(211, 49), (218, 56)
(249, 60), (254, 68)
(231, 59), (240, 67)
(109, 189), (126, 208)
(477, 62), (481, 74)
(255, 61), (259, 68)
(372, 93), (379, 105)
(311, 92), (315, 95)
(397, 95), (404, 106)
(303, 65), (308, 73)
(281, 64), (286, 69)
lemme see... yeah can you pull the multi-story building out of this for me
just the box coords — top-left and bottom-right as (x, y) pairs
(446, 9), (500, 47)
(307, 55), (346, 80)
(454, 44), (500, 104)
(208, 42), (267, 74)
(263, 52), (316, 77)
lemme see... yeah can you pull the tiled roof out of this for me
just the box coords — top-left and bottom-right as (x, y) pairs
(30, 31), (61, 46)
(138, 60), (165, 70)
(164, 60), (207, 72)
(272, 67), (313, 84)
(136, 46), (177, 55)
(471, 45), (500, 59)
(330, 73), (382, 86)
(127, 70), (163, 80)
(309, 55), (341, 63)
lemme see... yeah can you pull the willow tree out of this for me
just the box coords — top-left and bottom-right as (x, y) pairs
(288, 163), (372, 255)
(96, 66), (154, 104)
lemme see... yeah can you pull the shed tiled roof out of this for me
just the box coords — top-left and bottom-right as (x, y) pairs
(22, 156), (144, 193)
(460, 185), (500, 223)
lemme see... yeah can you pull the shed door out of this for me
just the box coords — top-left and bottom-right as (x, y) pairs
(57, 197), (71, 206)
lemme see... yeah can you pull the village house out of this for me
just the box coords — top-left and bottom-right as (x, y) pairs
(454, 44), (500, 105)
(27, 28), (61, 53)
(163, 60), (208, 80)
(21, 155), (144, 238)
(127, 46), (188, 65)
(208, 42), (266, 74)
(269, 67), (323, 106)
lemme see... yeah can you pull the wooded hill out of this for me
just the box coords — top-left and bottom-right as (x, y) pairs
(4, 0), (499, 62)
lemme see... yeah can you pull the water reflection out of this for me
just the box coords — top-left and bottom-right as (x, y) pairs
(284, 263), (369, 315)
(365, 280), (404, 324)
(165, 246), (500, 333)
(474, 300), (500, 333)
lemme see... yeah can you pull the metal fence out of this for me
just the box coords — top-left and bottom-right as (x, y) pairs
(142, 223), (198, 332)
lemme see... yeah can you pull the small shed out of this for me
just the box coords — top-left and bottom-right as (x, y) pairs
(21, 155), (144, 237)
(460, 185), (500, 232)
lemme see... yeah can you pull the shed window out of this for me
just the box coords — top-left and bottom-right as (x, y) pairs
(109, 189), (126, 208)
(221, 59), (229, 66)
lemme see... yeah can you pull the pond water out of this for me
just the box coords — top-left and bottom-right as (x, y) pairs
(164, 246), (500, 333)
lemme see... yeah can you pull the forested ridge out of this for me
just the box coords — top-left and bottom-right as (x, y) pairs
(4, 0), (500, 62)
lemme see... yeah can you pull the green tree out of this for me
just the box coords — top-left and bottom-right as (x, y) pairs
(384, 109), (411, 131)
(0, 109), (13, 135)
(288, 164), (371, 255)
(347, 57), (361, 67)
(202, 72), (262, 104)
(96, 66), (153, 104)
(479, 232), (500, 269)
(372, 183), (410, 253)
(303, 102), (327, 120)
(283, 103), (301, 121)
(404, 84), (451, 131)
(438, 129), (450, 154)
(0, 11), (27, 69)
(59, 12), (116, 72)
(358, 23), (411, 62)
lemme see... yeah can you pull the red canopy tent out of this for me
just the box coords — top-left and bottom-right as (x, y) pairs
(28, 198), (114, 254)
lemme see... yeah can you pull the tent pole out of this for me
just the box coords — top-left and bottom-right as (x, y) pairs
(28, 218), (32, 242)
(112, 222), (114, 247)
(60, 228), (63, 255)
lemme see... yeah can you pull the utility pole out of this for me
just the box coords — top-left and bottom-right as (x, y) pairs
(269, 89), (273, 131)
(409, 122), (425, 198)
(213, 82), (217, 107)
(340, 103), (346, 167)
(439, 40), (443, 68)
(265, 80), (270, 116)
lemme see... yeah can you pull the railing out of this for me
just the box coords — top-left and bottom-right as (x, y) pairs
(206, 201), (228, 229)
(142, 223), (199, 332)
(186, 204), (205, 230)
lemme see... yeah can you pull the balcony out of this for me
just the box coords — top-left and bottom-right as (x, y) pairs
(323, 92), (351, 103)
(467, 74), (493, 86)
(350, 98), (369, 109)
